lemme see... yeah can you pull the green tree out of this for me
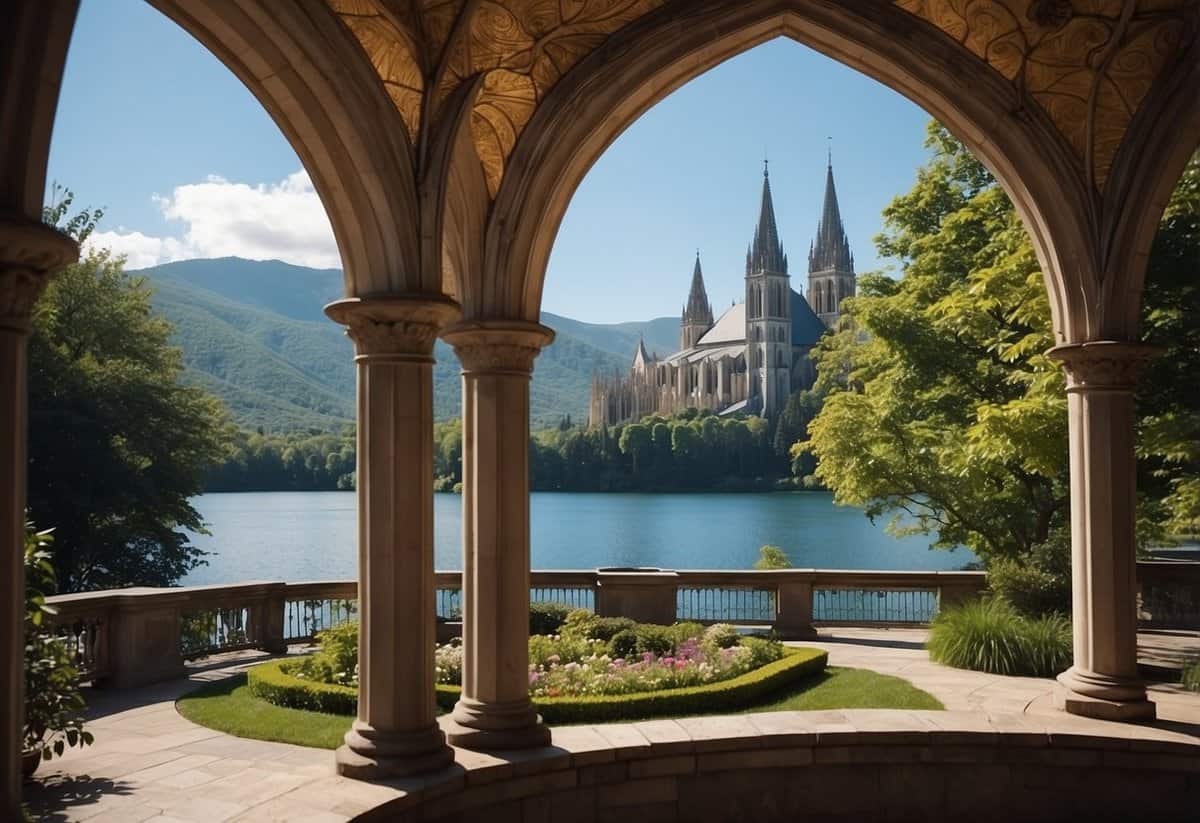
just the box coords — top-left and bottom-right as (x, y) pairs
(805, 124), (1198, 564)
(754, 544), (792, 570)
(28, 192), (226, 590)
(1137, 151), (1200, 536)
(618, 423), (652, 474)
(805, 123), (1068, 564)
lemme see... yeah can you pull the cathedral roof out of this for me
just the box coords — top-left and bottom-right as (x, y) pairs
(746, 162), (787, 275)
(684, 289), (825, 349)
(696, 302), (745, 346)
(683, 253), (714, 326)
(790, 289), (827, 345)
(808, 159), (854, 274)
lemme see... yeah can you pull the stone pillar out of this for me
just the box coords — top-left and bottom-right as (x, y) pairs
(774, 576), (816, 639)
(1048, 341), (1156, 722)
(442, 321), (554, 750)
(0, 219), (76, 814)
(325, 296), (460, 778)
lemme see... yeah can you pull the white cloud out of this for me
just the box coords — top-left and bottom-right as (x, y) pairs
(85, 170), (340, 270)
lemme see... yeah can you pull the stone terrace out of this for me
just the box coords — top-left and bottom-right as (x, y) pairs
(23, 630), (1200, 822)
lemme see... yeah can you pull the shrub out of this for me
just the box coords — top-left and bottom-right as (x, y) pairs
(23, 523), (93, 764)
(1183, 661), (1200, 692)
(610, 629), (638, 660)
(294, 622), (359, 686)
(987, 530), (1071, 617)
(928, 597), (1071, 678)
(528, 633), (605, 668)
(633, 624), (673, 656)
(435, 640), (463, 684)
(561, 610), (636, 643)
(703, 623), (741, 650)
(529, 602), (573, 636)
(754, 544), (792, 570)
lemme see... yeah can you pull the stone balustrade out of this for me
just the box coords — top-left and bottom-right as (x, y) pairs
(41, 564), (1197, 690)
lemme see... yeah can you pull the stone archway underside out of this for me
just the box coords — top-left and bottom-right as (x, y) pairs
(298, 0), (1197, 341)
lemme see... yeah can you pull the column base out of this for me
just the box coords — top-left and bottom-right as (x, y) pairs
(773, 624), (818, 641)
(335, 720), (454, 779)
(444, 697), (551, 750)
(1056, 667), (1156, 722)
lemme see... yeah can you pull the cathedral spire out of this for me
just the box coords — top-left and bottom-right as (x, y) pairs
(684, 251), (714, 327)
(748, 161), (787, 275)
(809, 156), (854, 274)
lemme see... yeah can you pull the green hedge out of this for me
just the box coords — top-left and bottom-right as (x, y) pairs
(247, 647), (828, 724)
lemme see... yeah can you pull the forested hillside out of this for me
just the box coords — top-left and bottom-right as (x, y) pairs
(136, 257), (675, 430)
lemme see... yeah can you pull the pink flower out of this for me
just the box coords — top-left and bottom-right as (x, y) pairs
(662, 657), (675, 667)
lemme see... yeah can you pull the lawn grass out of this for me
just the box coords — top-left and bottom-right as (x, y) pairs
(737, 666), (943, 712)
(177, 666), (942, 750)
(177, 675), (351, 750)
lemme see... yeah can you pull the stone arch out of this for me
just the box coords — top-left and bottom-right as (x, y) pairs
(145, 0), (429, 298)
(483, 0), (1193, 346)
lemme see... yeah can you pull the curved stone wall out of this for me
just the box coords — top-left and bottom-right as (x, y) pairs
(356, 710), (1200, 822)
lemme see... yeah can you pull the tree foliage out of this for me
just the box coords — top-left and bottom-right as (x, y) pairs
(805, 123), (1067, 563)
(804, 123), (1199, 563)
(1137, 151), (1200, 536)
(28, 192), (226, 590)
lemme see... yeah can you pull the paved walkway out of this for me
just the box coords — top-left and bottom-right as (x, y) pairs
(21, 630), (1200, 822)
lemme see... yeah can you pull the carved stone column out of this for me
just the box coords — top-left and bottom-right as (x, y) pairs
(442, 320), (554, 749)
(0, 218), (76, 814)
(1048, 341), (1157, 721)
(325, 296), (460, 778)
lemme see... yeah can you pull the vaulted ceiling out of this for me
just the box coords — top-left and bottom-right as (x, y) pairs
(326, 1), (1195, 197)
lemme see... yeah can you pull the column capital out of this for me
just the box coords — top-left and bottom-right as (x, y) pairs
(442, 320), (555, 375)
(0, 218), (79, 333)
(1046, 341), (1158, 393)
(324, 295), (461, 358)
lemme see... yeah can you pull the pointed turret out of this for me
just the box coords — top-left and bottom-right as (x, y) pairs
(632, 335), (653, 372)
(748, 161), (787, 275)
(807, 152), (856, 327)
(808, 158), (854, 274)
(684, 253), (714, 327)
(680, 252), (715, 350)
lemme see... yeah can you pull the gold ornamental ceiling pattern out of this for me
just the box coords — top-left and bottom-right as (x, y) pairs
(895, 0), (1195, 189)
(328, 0), (1192, 195)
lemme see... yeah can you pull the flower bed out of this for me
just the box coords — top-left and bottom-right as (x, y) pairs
(246, 646), (827, 724)
(248, 610), (828, 723)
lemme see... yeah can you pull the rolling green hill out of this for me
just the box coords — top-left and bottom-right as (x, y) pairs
(137, 258), (675, 431)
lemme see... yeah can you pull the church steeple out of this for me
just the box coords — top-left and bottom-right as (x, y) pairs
(808, 157), (854, 274)
(747, 161), (787, 275)
(684, 252), (713, 327)
(807, 152), (856, 327)
(680, 252), (714, 350)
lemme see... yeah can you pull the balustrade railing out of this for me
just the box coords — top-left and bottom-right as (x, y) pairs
(41, 562), (1195, 689)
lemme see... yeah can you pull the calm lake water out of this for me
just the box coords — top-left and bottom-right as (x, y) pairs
(181, 491), (976, 585)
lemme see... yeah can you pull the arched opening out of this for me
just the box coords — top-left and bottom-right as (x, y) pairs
(4, 2), (1199, 818)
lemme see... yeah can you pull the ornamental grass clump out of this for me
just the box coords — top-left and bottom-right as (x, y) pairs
(1182, 661), (1200, 693)
(928, 597), (1071, 678)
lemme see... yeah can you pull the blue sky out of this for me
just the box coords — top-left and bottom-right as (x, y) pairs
(49, 0), (933, 324)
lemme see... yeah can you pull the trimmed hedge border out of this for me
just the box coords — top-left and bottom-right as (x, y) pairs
(246, 647), (828, 724)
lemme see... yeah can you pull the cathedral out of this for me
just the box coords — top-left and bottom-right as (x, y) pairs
(589, 158), (856, 427)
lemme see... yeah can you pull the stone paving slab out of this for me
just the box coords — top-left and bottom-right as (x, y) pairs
(21, 629), (1200, 822)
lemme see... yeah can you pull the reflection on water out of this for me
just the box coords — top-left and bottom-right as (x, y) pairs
(182, 491), (976, 585)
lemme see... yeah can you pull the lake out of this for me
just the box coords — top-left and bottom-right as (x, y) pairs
(181, 491), (976, 585)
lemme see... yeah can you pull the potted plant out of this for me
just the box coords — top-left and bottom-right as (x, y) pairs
(22, 524), (92, 778)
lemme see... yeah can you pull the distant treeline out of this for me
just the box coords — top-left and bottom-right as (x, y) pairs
(206, 393), (823, 493)
(206, 429), (357, 492)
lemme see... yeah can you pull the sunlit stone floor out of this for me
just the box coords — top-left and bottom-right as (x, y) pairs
(22, 630), (1200, 822)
